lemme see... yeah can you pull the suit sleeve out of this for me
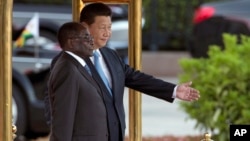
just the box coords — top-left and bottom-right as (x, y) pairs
(49, 62), (79, 141)
(104, 47), (176, 102)
(125, 65), (176, 102)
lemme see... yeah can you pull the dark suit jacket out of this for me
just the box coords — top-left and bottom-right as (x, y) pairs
(48, 52), (109, 141)
(98, 47), (176, 139)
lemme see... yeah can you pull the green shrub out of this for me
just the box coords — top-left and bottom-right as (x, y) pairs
(178, 33), (250, 141)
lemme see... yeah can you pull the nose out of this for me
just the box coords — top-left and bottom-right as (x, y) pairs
(103, 28), (111, 37)
(90, 41), (94, 46)
(90, 38), (94, 46)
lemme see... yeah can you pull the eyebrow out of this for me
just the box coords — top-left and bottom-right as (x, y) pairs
(79, 33), (90, 36)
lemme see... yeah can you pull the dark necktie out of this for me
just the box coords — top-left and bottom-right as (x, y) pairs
(84, 64), (92, 76)
(93, 51), (112, 96)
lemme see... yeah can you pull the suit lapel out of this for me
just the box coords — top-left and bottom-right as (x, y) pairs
(63, 53), (101, 94)
(84, 57), (112, 99)
(78, 65), (99, 88)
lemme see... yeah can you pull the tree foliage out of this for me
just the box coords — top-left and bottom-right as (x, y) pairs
(178, 33), (250, 141)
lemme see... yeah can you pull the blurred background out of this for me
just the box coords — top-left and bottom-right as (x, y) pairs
(11, 0), (250, 141)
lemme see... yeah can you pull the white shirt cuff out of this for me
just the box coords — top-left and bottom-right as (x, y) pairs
(172, 85), (177, 98)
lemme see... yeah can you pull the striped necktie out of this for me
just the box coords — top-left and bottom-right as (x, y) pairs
(84, 64), (92, 75)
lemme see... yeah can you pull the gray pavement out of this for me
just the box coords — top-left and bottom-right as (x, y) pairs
(123, 77), (202, 137)
(141, 51), (191, 77)
(122, 51), (203, 137)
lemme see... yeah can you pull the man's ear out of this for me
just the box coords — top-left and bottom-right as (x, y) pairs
(67, 39), (74, 49)
(81, 22), (89, 28)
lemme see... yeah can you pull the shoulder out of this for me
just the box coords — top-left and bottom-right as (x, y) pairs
(51, 53), (78, 75)
(100, 47), (117, 54)
(100, 47), (122, 60)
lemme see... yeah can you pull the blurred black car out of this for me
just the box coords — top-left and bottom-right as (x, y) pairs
(189, 0), (250, 58)
(12, 43), (61, 141)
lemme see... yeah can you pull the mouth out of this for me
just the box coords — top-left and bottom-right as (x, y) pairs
(89, 48), (94, 52)
(100, 38), (108, 42)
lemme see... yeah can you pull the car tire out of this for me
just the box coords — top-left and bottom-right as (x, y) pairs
(14, 135), (28, 141)
(12, 84), (27, 138)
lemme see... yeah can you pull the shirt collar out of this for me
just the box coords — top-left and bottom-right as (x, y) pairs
(65, 51), (87, 66)
(90, 49), (101, 61)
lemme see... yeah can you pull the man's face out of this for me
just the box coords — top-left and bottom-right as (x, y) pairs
(86, 16), (112, 49)
(72, 29), (94, 57)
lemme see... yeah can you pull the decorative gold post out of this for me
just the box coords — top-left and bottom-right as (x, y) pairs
(80, 0), (142, 141)
(0, 0), (13, 141)
(128, 0), (142, 141)
(72, 0), (84, 22)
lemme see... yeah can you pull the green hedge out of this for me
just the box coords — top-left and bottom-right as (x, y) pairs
(178, 33), (250, 141)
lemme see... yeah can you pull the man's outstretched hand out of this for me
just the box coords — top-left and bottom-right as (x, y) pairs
(176, 81), (200, 101)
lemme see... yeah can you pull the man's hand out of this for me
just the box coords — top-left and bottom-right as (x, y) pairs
(176, 81), (200, 101)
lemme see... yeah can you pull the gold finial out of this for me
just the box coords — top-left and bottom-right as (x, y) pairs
(201, 133), (214, 141)
(12, 124), (17, 140)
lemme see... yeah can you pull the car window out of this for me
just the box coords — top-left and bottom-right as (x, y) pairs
(14, 0), (71, 5)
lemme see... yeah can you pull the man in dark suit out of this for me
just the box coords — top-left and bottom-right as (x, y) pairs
(48, 22), (111, 141)
(46, 3), (200, 141)
(80, 3), (200, 141)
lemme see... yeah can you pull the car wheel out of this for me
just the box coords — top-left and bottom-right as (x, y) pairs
(14, 135), (28, 141)
(12, 84), (27, 138)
